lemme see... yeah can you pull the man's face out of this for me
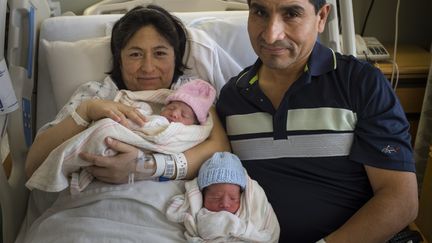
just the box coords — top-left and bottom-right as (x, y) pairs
(247, 0), (329, 70)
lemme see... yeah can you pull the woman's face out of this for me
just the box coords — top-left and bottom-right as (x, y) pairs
(120, 25), (175, 91)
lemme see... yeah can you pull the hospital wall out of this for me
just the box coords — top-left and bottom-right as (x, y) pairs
(352, 0), (431, 50)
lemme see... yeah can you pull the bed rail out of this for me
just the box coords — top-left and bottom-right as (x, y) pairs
(83, 0), (248, 15)
(1, 0), (50, 242)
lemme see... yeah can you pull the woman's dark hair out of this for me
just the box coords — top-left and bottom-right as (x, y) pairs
(109, 5), (187, 89)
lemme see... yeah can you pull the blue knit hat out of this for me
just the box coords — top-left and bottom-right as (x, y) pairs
(197, 152), (246, 191)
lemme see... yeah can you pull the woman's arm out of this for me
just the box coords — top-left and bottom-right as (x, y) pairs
(25, 114), (87, 178)
(25, 99), (146, 178)
(81, 107), (231, 183)
(183, 107), (231, 178)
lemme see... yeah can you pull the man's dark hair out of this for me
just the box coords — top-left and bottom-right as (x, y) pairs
(109, 5), (187, 89)
(247, 0), (326, 14)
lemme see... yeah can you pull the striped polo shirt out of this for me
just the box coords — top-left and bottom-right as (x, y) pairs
(216, 41), (414, 242)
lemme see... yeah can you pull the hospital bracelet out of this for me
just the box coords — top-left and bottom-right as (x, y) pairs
(173, 153), (187, 180)
(153, 153), (187, 180)
(152, 153), (168, 177)
(70, 109), (90, 127)
(154, 153), (175, 179)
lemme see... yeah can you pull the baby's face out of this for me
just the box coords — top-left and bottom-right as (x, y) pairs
(160, 101), (198, 125)
(203, 183), (241, 214)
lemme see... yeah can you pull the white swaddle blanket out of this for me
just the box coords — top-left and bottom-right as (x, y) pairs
(26, 89), (213, 193)
(165, 176), (280, 243)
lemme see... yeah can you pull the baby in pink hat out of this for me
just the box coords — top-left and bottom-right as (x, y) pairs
(119, 78), (216, 133)
(161, 79), (216, 125)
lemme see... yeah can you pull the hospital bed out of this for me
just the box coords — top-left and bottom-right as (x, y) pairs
(0, 0), (361, 241)
(4, 0), (428, 242)
(83, 0), (249, 14)
(1, 1), (255, 242)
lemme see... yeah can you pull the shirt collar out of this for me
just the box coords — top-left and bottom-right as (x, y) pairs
(236, 41), (337, 88)
(307, 41), (337, 76)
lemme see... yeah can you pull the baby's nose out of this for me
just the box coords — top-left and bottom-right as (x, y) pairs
(171, 109), (181, 118)
(219, 197), (231, 209)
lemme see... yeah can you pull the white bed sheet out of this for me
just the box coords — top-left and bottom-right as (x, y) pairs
(19, 180), (187, 243)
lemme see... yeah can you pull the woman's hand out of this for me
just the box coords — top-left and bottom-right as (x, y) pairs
(80, 137), (140, 184)
(77, 99), (147, 128)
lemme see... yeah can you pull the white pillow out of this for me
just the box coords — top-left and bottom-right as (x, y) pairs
(188, 16), (256, 68)
(41, 36), (112, 109)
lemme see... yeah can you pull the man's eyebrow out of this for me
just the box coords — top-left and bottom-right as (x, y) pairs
(249, 2), (305, 13)
(280, 4), (305, 14)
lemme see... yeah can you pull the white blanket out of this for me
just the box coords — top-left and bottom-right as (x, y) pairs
(20, 180), (188, 243)
(165, 176), (280, 242)
(26, 89), (213, 193)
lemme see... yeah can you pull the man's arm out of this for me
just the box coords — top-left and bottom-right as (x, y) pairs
(325, 165), (418, 243)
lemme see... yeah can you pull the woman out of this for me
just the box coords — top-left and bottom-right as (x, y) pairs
(25, 5), (231, 184)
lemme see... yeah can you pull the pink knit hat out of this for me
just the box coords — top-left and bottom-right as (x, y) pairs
(165, 79), (216, 124)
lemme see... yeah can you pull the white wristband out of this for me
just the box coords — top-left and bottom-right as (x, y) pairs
(70, 109), (90, 127)
(173, 153), (187, 180)
(152, 153), (167, 177)
(154, 153), (175, 179)
(316, 238), (327, 243)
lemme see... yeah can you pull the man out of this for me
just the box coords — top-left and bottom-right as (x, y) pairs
(216, 0), (418, 242)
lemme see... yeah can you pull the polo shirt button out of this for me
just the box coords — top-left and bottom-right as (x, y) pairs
(259, 98), (264, 102)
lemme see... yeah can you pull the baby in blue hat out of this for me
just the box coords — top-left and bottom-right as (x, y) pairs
(197, 152), (247, 214)
(166, 151), (280, 242)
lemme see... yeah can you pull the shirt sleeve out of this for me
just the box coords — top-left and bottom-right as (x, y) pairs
(349, 64), (415, 172)
(37, 77), (119, 135)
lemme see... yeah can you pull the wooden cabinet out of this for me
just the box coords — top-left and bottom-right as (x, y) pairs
(415, 146), (432, 243)
(374, 44), (431, 145)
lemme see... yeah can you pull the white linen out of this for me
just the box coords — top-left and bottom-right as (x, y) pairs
(26, 88), (213, 193)
(41, 36), (112, 110)
(165, 176), (280, 242)
(15, 76), (198, 242)
(181, 27), (241, 97)
(20, 180), (188, 243)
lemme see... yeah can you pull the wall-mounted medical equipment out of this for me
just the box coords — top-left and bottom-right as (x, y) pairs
(320, 0), (390, 61)
(0, 0), (18, 115)
(0, 59), (18, 115)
